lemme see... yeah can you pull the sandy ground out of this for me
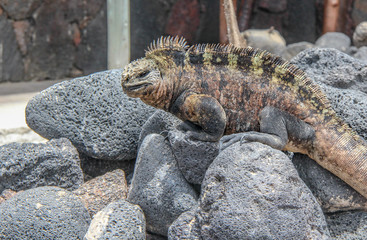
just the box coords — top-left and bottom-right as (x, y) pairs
(0, 80), (64, 145)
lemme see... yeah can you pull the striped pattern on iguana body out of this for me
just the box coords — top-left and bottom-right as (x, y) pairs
(121, 36), (367, 199)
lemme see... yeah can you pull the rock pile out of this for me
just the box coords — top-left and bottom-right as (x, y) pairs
(246, 22), (367, 63)
(1, 28), (367, 239)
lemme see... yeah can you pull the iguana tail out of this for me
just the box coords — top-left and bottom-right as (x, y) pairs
(310, 122), (367, 199)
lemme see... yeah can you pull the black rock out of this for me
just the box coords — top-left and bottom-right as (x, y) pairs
(0, 0), (42, 20)
(128, 134), (198, 236)
(197, 142), (330, 239)
(26, 69), (156, 161)
(75, 2), (107, 75)
(80, 153), (135, 182)
(0, 138), (83, 193)
(0, 186), (91, 239)
(84, 199), (146, 239)
(0, 14), (24, 82)
(326, 210), (367, 239)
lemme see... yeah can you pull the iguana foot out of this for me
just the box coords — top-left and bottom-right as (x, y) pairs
(177, 120), (222, 142)
(220, 131), (287, 151)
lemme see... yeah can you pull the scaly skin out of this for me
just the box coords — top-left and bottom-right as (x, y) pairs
(121, 36), (367, 199)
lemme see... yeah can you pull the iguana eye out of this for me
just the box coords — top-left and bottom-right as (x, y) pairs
(137, 71), (150, 78)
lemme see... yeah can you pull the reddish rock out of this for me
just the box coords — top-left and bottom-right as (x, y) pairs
(73, 169), (128, 217)
(70, 23), (81, 47)
(13, 20), (30, 55)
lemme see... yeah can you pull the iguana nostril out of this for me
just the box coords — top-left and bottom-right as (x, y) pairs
(121, 73), (129, 84)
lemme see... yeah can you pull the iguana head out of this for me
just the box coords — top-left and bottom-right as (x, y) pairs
(121, 58), (161, 99)
(121, 36), (188, 109)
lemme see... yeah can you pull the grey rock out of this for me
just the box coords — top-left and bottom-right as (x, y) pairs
(26, 69), (156, 161)
(128, 134), (198, 236)
(354, 46), (367, 62)
(84, 199), (146, 240)
(168, 209), (201, 240)
(0, 186), (91, 239)
(321, 86), (367, 140)
(353, 21), (367, 48)
(291, 48), (367, 90)
(347, 46), (359, 56)
(241, 28), (286, 55)
(0, 138), (83, 193)
(326, 211), (367, 239)
(139, 109), (182, 147)
(291, 48), (367, 139)
(198, 142), (330, 239)
(315, 32), (351, 52)
(168, 130), (219, 185)
(293, 154), (367, 212)
(0, 14), (24, 82)
(281, 41), (314, 60)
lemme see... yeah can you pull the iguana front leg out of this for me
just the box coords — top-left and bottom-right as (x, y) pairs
(220, 106), (315, 152)
(171, 93), (227, 142)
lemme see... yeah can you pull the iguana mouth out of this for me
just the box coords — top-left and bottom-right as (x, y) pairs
(123, 82), (152, 92)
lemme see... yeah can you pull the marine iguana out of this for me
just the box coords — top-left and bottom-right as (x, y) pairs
(121, 36), (367, 199)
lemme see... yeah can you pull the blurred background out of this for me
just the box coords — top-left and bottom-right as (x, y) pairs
(0, 0), (366, 84)
(0, 0), (366, 133)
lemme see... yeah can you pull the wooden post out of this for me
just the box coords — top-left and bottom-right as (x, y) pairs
(107, 0), (130, 69)
(220, 0), (247, 48)
(323, 0), (340, 33)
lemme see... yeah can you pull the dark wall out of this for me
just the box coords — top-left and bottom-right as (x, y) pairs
(130, 0), (219, 60)
(249, 0), (321, 44)
(1, 0), (366, 83)
(0, 0), (107, 83)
